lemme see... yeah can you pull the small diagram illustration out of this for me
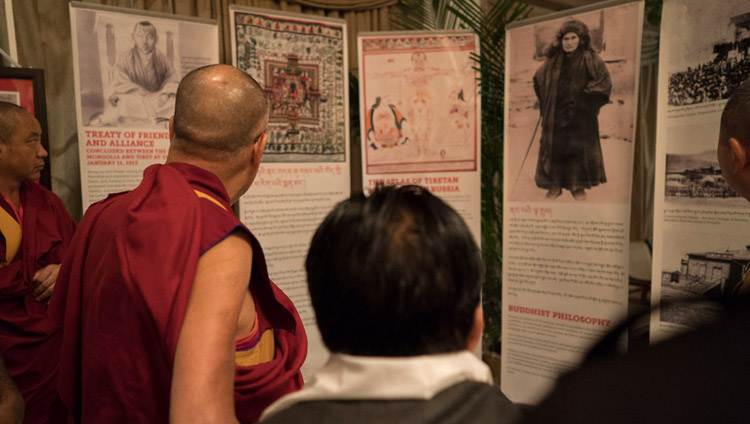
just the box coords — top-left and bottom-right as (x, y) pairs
(365, 97), (407, 149)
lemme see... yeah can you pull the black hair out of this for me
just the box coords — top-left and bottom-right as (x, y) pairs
(305, 185), (483, 356)
(133, 21), (156, 34)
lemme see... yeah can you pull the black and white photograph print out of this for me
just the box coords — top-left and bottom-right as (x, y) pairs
(665, 0), (750, 106)
(659, 230), (743, 327)
(662, 120), (748, 208)
(665, 151), (740, 202)
(505, 1), (642, 204)
(71, 5), (218, 130)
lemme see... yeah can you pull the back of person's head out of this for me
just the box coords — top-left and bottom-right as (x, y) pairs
(718, 78), (750, 199)
(0, 102), (28, 143)
(719, 79), (750, 148)
(171, 64), (268, 160)
(306, 185), (483, 356)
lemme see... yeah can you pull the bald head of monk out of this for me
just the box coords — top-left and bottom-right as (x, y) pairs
(0, 102), (46, 190)
(167, 64), (269, 203)
(718, 79), (750, 200)
(0, 101), (30, 143)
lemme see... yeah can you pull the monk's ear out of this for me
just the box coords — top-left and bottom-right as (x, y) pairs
(250, 133), (268, 167)
(168, 117), (176, 141)
(728, 137), (750, 173)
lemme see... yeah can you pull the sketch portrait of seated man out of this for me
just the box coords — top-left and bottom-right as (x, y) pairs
(90, 21), (179, 127)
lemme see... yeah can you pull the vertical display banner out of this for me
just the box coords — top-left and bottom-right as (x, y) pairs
(650, 0), (750, 342)
(502, 0), (643, 404)
(358, 31), (482, 257)
(70, 2), (219, 211)
(230, 6), (350, 377)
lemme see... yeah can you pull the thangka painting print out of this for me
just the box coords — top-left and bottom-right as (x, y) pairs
(358, 32), (479, 174)
(70, 2), (219, 210)
(230, 6), (348, 163)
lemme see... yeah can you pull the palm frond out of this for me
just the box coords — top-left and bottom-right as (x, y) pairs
(390, 0), (533, 354)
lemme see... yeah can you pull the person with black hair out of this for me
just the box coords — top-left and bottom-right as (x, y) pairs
(533, 19), (611, 200)
(260, 185), (521, 424)
(717, 78), (750, 294)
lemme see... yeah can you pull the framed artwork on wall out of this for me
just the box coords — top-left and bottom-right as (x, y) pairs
(0, 67), (50, 189)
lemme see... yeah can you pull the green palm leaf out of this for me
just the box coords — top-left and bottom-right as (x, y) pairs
(391, 0), (531, 354)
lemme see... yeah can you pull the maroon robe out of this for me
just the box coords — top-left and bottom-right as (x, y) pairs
(0, 181), (76, 424)
(50, 163), (306, 423)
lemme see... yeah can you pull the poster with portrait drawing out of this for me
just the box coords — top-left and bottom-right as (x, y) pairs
(501, 0), (643, 406)
(230, 6), (348, 163)
(359, 32), (479, 175)
(230, 6), (351, 379)
(651, 0), (750, 343)
(70, 2), (219, 210)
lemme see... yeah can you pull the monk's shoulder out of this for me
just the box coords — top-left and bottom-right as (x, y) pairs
(22, 182), (71, 217)
(196, 197), (250, 255)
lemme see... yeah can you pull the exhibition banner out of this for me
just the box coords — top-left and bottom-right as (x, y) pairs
(70, 2), (219, 210)
(650, 0), (750, 342)
(230, 6), (350, 377)
(357, 31), (481, 247)
(502, 0), (643, 404)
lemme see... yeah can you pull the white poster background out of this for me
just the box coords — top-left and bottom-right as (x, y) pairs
(231, 6), (350, 378)
(502, 0), (643, 404)
(70, 2), (219, 211)
(358, 31), (482, 261)
(650, 0), (750, 342)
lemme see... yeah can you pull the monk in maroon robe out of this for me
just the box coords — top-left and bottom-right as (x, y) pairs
(50, 64), (306, 423)
(0, 102), (77, 423)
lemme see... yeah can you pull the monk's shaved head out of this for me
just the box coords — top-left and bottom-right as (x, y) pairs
(720, 79), (750, 148)
(0, 101), (29, 144)
(172, 64), (268, 158)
